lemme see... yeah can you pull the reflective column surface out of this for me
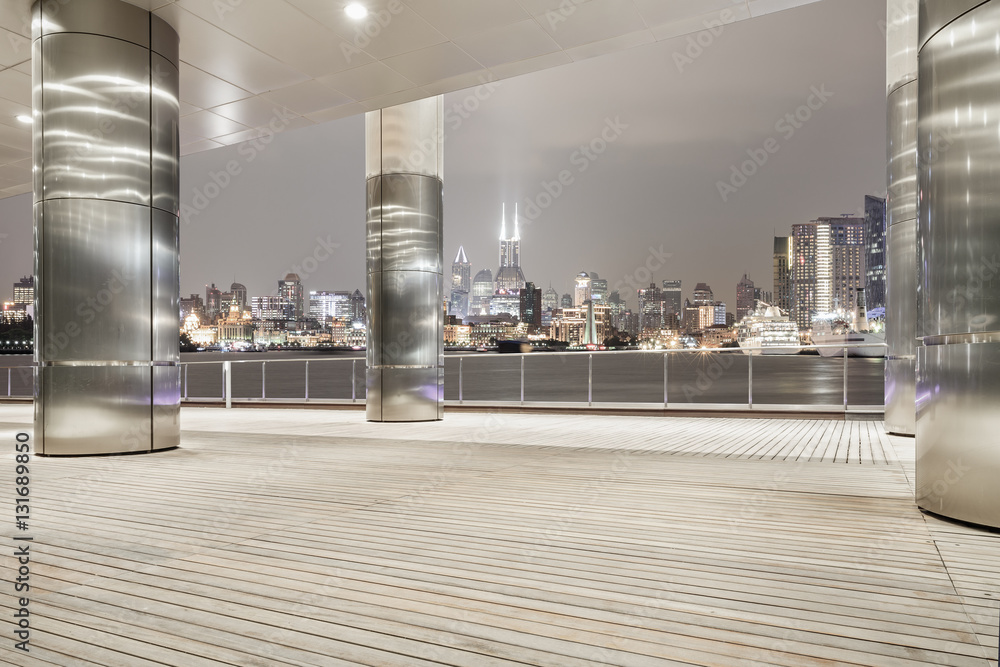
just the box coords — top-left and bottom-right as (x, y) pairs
(885, 0), (919, 436)
(365, 98), (444, 422)
(916, 0), (1000, 526)
(32, 0), (180, 454)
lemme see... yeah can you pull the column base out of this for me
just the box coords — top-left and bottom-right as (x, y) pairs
(366, 367), (443, 422)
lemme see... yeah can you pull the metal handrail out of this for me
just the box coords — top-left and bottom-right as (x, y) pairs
(172, 342), (887, 411)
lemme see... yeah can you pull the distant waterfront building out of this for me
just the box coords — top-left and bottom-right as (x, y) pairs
(773, 236), (791, 314)
(519, 282), (542, 329)
(224, 282), (248, 313)
(697, 303), (727, 329)
(574, 271), (592, 306)
(251, 295), (286, 320)
(753, 287), (773, 308)
(205, 283), (222, 321)
(451, 246), (471, 292)
(692, 283), (714, 306)
(217, 304), (253, 345)
(589, 274), (608, 303)
(637, 283), (663, 336)
(179, 294), (205, 322)
(790, 217), (865, 330)
(661, 280), (681, 322)
(472, 269), (494, 316)
(278, 274), (305, 321)
(489, 293), (521, 318)
(550, 305), (610, 346)
(736, 274), (755, 321)
(495, 205), (526, 293)
(542, 287), (559, 312)
(864, 195), (887, 311)
(560, 293), (573, 308)
(449, 289), (469, 319)
(12, 276), (32, 307)
(350, 289), (365, 322)
(607, 290), (627, 331)
(309, 291), (351, 320)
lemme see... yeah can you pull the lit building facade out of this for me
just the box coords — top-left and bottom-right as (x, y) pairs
(495, 205), (526, 293)
(773, 236), (791, 314)
(13, 276), (33, 307)
(471, 269), (494, 316)
(279, 273), (305, 321)
(574, 272), (592, 306)
(736, 274), (755, 321)
(790, 217), (865, 330)
(309, 291), (352, 320)
(864, 195), (887, 312)
(661, 280), (682, 322)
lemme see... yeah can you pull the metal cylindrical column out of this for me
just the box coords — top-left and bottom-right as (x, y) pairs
(365, 97), (444, 421)
(32, 0), (180, 454)
(885, 0), (918, 436)
(915, 0), (1000, 527)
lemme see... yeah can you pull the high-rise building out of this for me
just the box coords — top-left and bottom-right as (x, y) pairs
(607, 290), (627, 331)
(472, 269), (494, 316)
(251, 295), (285, 320)
(574, 272), (592, 306)
(229, 282), (247, 313)
(560, 293), (573, 308)
(864, 195), (887, 312)
(542, 286), (559, 312)
(753, 287), (773, 307)
(773, 236), (791, 314)
(350, 289), (365, 322)
(489, 293), (521, 318)
(12, 276), (32, 307)
(278, 273), (305, 321)
(790, 217), (865, 330)
(309, 291), (352, 320)
(637, 283), (663, 334)
(661, 280), (681, 321)
(519, 282), (542, 329)
(495, 204), (526, 293)
(589, 273), (608, 303)
(697, 303), (727, 329)
(692, 283), (714, 306)
(451, 246), (471, 292)
(449, 290), (469, 319)
(205, 283), (222, 321)
(736, 274), (755, 321)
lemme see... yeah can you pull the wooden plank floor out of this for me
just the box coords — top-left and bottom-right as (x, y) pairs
(0, 405), (995, 666)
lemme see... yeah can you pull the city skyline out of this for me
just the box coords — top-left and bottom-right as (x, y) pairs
(0, 0), (884, 312)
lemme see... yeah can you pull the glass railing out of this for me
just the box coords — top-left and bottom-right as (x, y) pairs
(170, 343), (886, 412)
(0, 363), (33, 398)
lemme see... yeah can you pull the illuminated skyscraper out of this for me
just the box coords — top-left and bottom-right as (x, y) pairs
(574, 272), (592, 306)
(205, 283), (222, 321)
(451, 246), (471, 292)
(790, 217), (865, 330)
(542, 286), (559, 312)
(773, 236), (791, 313)
(736, 274), (755, 321)
(589, 273), (607, 303)
(12, 276), (32, 307)
(864, 195), (886, 312)
(472, 269), (494, 315)
(661, 280), (681, 321)
(278, 273), (305, 321)
(495, 204), (526, 293)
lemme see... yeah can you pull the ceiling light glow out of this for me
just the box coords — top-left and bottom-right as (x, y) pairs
(15, 115), (32, 124)
(345, 3), (367, 19)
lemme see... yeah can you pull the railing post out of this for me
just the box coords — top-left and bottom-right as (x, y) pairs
(459, 357), (463, 404)
(588, 353), (593, 406)
(262, 361), (266, 400)
(183, 364), (188, 400)
(663, 352), (668, 408)
(223, 360), (231, 409)
(520, 355), (525, 405)
(748, 351), (753, 409)
(7, 367), (10, 397)
(352, 359), (357, 403)
(304, 360), (309, 401)
(843, 345), (849, 411)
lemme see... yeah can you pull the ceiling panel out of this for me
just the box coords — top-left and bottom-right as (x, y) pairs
(0, 0), (825, 197)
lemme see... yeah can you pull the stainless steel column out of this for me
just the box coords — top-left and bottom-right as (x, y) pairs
(885, 0), (919, 435)
(365, 98), (444, 421)
(32, 0), (180, 454)
(916, 0), (1000, 527)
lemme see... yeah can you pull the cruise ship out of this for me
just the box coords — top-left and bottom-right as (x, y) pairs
(811, 290), (886, 358)
(736, 303), (801, 355)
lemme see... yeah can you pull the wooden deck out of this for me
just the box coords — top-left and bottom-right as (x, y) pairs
(0, 405), (997, 666)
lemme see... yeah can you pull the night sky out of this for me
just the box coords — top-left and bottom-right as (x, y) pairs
(0, 0), (886, 313)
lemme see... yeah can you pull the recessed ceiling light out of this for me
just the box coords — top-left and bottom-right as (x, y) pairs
(15, 115), (32, 124)
(345, 3), (367, 19)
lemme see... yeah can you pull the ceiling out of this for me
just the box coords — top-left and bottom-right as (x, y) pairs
(0, 0), (820, 200)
